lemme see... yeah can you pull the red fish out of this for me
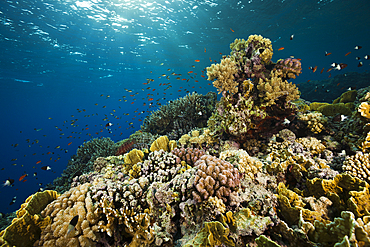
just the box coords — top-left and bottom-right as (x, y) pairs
(325, 51), (331, 56)
(68, 142), (72, 146)
(36, 160), (42, 164)
(148, 98), (154, 101)
(19, 174), (27, 181)
(345, 52), (351, 56)
(278, 47), (284, 51)
(320, 68), (324, 74)
(230, 28), (234, 32)
(195, 60), (200, 62)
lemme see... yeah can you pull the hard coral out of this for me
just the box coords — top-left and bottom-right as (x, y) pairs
(192, 155), (241, 203)
(257, 70), (300, 107)
(207, 57), (239, 95)
(0, 190), (59, 247)
(275, 58), (302, 80)
(141, 92), (216, 139)
(171, 147), (205, 166)
(342, 152), (370, 184)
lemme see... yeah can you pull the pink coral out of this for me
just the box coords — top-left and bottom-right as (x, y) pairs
(192, 155), (241, 203)
(171, 147), (205, 166)
(275, 58), (302, 80)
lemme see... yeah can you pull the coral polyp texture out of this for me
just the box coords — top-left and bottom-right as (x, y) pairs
(5, 35), (370, 247)
(207, 34), (301, 143)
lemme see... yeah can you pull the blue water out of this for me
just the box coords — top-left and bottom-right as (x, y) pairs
(0, 0), (369, 213)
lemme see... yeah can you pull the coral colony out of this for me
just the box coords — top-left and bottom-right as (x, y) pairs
(1, 34), (370, 247)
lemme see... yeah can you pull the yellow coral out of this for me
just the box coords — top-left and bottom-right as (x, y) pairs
(343, 152), (370, 184)
(257, 70), (300, 107)
(150, 135), (176, 152)
(219, 149), (263, 179)
(35, 183), (99, 247)
(207, 57), (238, 95)
(124, 149), (144, 166)
(246, 34), (273, 63)
(0, 190), (59, 247)
(296, 137), (326, 155)
(298, 112), (328, 134)
(359, 102), (370, 119)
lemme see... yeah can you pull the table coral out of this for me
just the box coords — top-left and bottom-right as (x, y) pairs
(192, 155), (241, 203)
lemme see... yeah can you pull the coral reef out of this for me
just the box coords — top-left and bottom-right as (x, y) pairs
(207, 34), (301, 143)
(192, 155), (241, 203)
(342, 152), (370, 184)
(207, 57), (239, 95)
(0, 190), (59, 247)
(298, 111), (328, 134)
(49, 137), (118, 193)
(141, 92), (217, 140)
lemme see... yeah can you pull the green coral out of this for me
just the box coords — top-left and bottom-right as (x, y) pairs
(316, 103), (352, 116)
(183, 221), (235, 247)
(333, 90), (357, 104)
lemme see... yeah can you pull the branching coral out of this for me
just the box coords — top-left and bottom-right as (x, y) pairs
(192, 155), (241, 203)
(257, 70), (300, 107)
(171, 147), (205, 166)
(274, 58), (302, 80)
(207, 57), (239, 95)
(342, 152), (370, 184)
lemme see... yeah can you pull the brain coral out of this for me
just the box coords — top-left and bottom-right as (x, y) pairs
(192, 155), (241, 203)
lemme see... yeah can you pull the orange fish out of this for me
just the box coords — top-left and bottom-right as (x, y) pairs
(188, 71), (193, 73)
(68, 142), (72, 146)
(278, 47), (284, 51)
(19, 174), (27, 181)
(326, 68), (333, 72)
(204, 48), (206, 53)
(195, 60), (200, 62)
(320, 68), (324, 74)
(325, 51), (331, 56)
(230, 28), (234, 32)
(148, 98), (154, 101)
(328, 73), (331, 78)
(345, 51), (351, 56)
(36, 160), (42, 164)
(312, 66), (317, 73)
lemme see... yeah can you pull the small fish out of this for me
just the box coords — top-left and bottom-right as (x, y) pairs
(33, 172), (37, 177)
(36, 160), (42, 164)
(19, 174), (28, 181)
(364, 55), (369, 60)
(3, 178), (14, 187)
(9, 196), (16, 205)
(325, 51), (331, 56)
(68, 142), (72, 146)
(354, 46), (362, 50)
(194, 60), (200, 62)
(283, 118), (290, 125)
(278, 47), (284, 51)
(341, 115), (348, 121)
(358, 61), (363, 67)
(198, 111), (202, 115)
(290, 34), (294, 40)
(41, 166), (51, 171)
(105, 123), (113, 127)
(67, 215), (79, 236)
(204, 48), (206, 53)
(320, 67), (324, 74)
(345, 51), (351, 56)
(230, 28), (234, 32)
(356, 56), (361, 60)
